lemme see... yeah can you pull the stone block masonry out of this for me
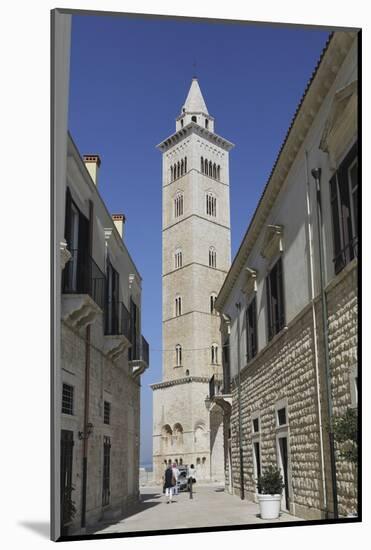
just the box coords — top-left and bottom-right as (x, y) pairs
(228, 261), (357, 519)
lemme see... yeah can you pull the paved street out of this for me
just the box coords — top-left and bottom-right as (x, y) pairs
(93, 484), (302, 535)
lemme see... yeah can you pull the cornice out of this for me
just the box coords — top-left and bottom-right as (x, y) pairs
(150, 376), (210, 390)
(156, 122), (234, 153)
(216, 31), (357, 312)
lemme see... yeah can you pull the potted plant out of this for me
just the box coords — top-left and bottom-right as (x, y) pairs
(256, 465), (284, 520)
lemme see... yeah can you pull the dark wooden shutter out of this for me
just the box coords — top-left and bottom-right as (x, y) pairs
(77, 212), (90, 292)
(330, 175), (343, 274)
(276, 258), (285, 332)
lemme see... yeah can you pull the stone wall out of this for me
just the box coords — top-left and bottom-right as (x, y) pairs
(228, 261), (357, 519)
(61, 313), (141, 532)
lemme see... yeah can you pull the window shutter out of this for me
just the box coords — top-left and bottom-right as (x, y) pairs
(330, 175), (343, 274)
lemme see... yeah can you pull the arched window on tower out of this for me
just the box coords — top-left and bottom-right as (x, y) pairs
(175, 344), (182, 366)
(209, 160), (213, 175)
(191, 116), (197, 123)
(217, 165), (221, 181)
(177, 161), (180, 179)
(213, 163), (217, 179)
(205, 119), (209, 129)
(170, 166), (173, 182)
(210, 293), (217, 314)
(175, 249), (183, 269)
(181, 159), (184, 176)
(175, 295), (182, 316)
(174, 192), (183, 218)
(205, 158), (208, 176)
(201, 157), (204, 173)
(211, 343), (219, 365)
(161, 425), (173, 447)
(209, 247), (216, 268)
(174, 163), (177, 179)
(184, 157), (187, 173)
(206, 192), (216, 217)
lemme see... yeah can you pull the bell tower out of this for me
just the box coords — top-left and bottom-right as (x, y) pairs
(152, 78), (234, 483)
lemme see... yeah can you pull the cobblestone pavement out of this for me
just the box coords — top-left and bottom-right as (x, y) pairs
(93, 484), (302, 535)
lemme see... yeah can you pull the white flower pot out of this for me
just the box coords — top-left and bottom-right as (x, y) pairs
(258, 494), (281, 519)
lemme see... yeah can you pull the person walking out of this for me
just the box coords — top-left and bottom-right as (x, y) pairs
(163, 463), (176, 503)
(187, 463), (196, 491)
(172, 463), (180, 495)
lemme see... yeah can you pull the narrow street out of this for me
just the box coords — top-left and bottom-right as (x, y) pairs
(93, 484), (302, 535)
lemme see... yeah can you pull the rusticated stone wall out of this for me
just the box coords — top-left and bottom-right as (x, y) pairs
(228, 261), (357, 519)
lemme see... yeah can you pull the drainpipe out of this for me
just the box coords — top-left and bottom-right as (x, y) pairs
(236, 302), (245, 500)
(311, 168), (338, 519)
(305, 152), (328, 517)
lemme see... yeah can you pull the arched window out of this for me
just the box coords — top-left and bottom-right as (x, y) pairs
(175, 295), (182, 316)
(217, 165), (221, 180)
(206, 192), (216, 217)
(210, 293), (217, 314)
(209, 161), (213, 175)
(185, 369), (190, 376)
(170, 166), (173, 182)
(211, 343), (219, 365)
(191, 115), (197, 123)
(184, 157), (187, 173)
(213, 163), (217, 179)
(196, 457), (201, 465)
(202, 457), (206, 464)
(201, 157), (204, 173)
(168, 459), (172, 465)
(181, 159), (184, 176)
(205, 119), (209, 129)
(174, 163), (177, 179)
(179, 458), (183, 465)
(162, 425), (173, 448)
(175, 344), (182, 366)
(175, 249), (182, 269)
(209, 247), (216, 268)
(205, 158), (208, 176)
(177, 161), (180, 178)
(181, 119), (184, 128)
(174, 192), (183, 218)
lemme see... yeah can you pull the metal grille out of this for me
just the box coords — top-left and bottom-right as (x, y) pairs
(62, 384), (74, 415)
(104, 401), (111, 425)
(102, 436), (111, 506)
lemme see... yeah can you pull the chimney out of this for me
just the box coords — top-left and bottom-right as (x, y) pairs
(112, 214), (126, 240)
(83, 154), (101, 186)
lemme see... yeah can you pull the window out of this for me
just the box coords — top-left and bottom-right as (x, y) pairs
(246, 296), (258, 361)
(175, 296), (182, 316)
(102, 436), (111, 506)
(202, 457), (206, 464)
(205, 119), (209, 129)
(211, 343), (219, 365)
(176, 344), (182, 366)
(191, 116), (197, 123)
(184, 157), (187, 173)
(196, 457), (201, 465)
(213, 163), (217, 179)
(210, 294), (217, 314)
(170, 166), (174, 182)
(185, 369), (190, 376)
(181, 119), (184, 128)
(174, 193), (184, 218)
(206, 192), (216, 217)
(209, 247), (216, 268)
(205, 159), (208, 176)
(175, 249), (183, 269)
(62, 384), (74, 415)
(181, 159), (184, 176)
(253, 417), (260, 433)
(330, 143), (358, 274)
(277, 407), (287, 426)
(201, 157), (204, 173)
(217, 165), (221, 180)
(266, 258), (285, 341)
(104, 401), (111, 425)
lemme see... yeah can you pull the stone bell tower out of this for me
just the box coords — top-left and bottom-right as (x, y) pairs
(151, 78), (234, 483)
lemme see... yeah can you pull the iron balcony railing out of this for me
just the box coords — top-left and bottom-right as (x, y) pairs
(333, 237), (358, 275)
(62, 248), (106, 310)
(104, 301), (131, 340)
(209, 374), (223, 400)
(129, 334), (149, 365)
(141, 335), (149, 366)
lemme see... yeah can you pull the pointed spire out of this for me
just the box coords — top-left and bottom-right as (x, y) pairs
(182, 78), (209, 115)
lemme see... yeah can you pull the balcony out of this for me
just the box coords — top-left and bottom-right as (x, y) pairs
(207, 374), (232, 414)
(61, 249), (106, 328)
(130, 335), (149, 378)
(104, 301), (132, 361)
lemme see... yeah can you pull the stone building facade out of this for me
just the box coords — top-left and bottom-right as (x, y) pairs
(151, 79), (233, 483)
(214, 31), (358, 519)
(60, 134), (149, 534)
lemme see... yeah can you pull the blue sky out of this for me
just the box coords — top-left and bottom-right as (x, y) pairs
(68, 13), (330, 465)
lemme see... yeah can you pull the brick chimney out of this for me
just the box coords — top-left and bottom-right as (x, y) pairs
(112, 214), (126, 240)
(83, 154), (101, 186)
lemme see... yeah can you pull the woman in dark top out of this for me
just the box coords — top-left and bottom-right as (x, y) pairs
(164, 464), (175, 503)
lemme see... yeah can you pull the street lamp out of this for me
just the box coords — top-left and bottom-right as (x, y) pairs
(78, 422), (94, 440)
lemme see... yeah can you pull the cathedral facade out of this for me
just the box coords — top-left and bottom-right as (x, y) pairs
(151, 79), (233, 483)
